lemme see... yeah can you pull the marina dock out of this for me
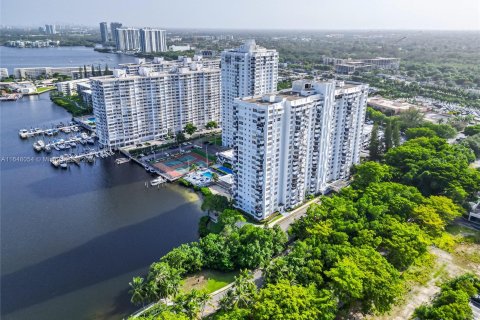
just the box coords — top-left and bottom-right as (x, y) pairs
(50, 149), (115, 169)
(19, 123), (83, 139)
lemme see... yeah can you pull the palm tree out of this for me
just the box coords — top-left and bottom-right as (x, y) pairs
(219, 269), (256, 311)
(129, 276), (146, 306)
(212, 172), (219, 183)
(190, 163), (198, 172)
(154, 263), (181, 299)
(174, 289), (210, 319)
(234, 269), (257, 308)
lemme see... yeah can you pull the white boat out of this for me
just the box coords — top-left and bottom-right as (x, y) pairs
(50, 158), (59, 167)
(54, 145), (60, 151)
(150, 177), (165, 186)
(19, 129), (29, 139)
(45, 145), (52, 153)
(62, 127), (71, 133)
(33, 142), (43, 152)
(115, 158), (130, 164)
(70, 141), (77, 148)
(37, 140), (45, 148)
(72, 126), (79, 132)
(60, 162), (68, 169)
(81, 132), (89, 139)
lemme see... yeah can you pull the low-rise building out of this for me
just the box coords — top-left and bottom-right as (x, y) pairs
(56, 79), (90, 96)
(169, 45), (192, 51)
(14, 66), (90, 80)
(0, 68), (9, 80)
(368, 97), (428, 114)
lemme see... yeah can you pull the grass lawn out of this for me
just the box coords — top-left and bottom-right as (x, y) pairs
(36, 86), (55, 94)
(180, 269), (238, 294)
(207, 220), (224, 234)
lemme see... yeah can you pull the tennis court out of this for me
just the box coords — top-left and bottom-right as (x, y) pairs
(153, 151), (209, 180)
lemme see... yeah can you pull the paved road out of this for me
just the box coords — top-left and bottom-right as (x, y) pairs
(471, 301), (480, 320)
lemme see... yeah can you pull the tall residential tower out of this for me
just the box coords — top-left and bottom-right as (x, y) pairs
(99, 22), (109, 43)
(115, 27), (140, 51)
(232, 80), (368, 220)
(221, 40), (278, 147)
(91, 56), (221, 148)
(139, 28), (167, 53)
(110, 22), (123, 45)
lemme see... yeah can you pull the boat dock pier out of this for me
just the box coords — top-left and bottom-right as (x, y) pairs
(50, 149), (114, 169)
(19, 123), (82, 139)
(33, 132), (97, 152)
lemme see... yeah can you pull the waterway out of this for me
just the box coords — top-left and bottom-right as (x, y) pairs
(0, 48), (204, 319)
(0, 45), (136, 74)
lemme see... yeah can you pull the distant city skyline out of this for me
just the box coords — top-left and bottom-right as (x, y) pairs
(1, 0), (479, 30)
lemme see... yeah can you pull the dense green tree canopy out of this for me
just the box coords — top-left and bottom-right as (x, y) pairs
(252, 281), (337, 320)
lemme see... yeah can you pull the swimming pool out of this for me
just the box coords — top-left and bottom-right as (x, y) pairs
(87, 117), (96, 122)
(202, 171), (213, 179)
(218, 166), (233, 174)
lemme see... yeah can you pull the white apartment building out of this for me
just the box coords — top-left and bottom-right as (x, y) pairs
(0, 68), (9, 80)
(232, 80), (368, 220)
(56, 79), (90, 96)
(221, 40), (278, 147)
(328, 82), (369, 181)
(45, 24), (56, 35)
(115, 27), (140, 52)
(91, 63), (221, 148)
(14, 66), (86, 79)
(140, 28), (167, 53)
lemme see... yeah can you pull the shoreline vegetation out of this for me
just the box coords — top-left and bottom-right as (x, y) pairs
(49, 92), (92, 116)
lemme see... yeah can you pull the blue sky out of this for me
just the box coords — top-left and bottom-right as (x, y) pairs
(1, 0), (479, 30)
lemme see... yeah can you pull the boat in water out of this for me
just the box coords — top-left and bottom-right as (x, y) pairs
(19, 129), (30, 139)
(60, 162), (68, 169)
(33, 140), (45, 152)
(150, 177), (165, 186)
(115, 158), (130, 165)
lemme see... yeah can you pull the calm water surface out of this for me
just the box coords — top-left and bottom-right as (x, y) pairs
(0, 45), (136, 73)
(0, 48), (204, 320)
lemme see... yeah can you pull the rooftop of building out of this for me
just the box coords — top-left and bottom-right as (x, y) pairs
(91, 65), (220, 82)
(118, 55), (219, 68)
(368, 97), (425, 112)
(238, 80), (367, 106)
(224, 39), (276, 54)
